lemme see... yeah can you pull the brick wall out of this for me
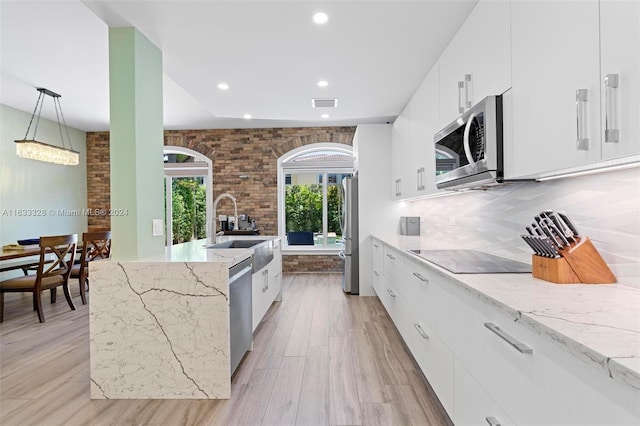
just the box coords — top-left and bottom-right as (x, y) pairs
(86, 132), (111, 230)
(282, 254), (344, 273)
(85, 126), (356, 271)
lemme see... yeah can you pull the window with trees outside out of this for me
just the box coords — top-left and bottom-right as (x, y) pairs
(278, 144), (354, 251)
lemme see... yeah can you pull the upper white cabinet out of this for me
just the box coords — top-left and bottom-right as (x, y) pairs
(506, 1), (601, 178)
(391, 66), (440, 200)
(438, 0), (512, 129)
(506, 0), (640, 179)
(391, 106), (410, 199)
(600, 0), (640, 161)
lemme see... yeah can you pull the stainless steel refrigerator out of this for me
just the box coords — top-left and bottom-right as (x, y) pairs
(340, 176), (359, 294)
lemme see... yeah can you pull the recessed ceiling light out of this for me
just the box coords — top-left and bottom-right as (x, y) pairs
(321, 114), (330, 119)
(317, 80), (328, 87)
(217, 83), (229, 90)
(243, 114), (252, 120)
(313, 12), (328, 25)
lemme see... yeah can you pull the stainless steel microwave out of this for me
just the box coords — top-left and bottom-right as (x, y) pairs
(434, 95), (504, 189)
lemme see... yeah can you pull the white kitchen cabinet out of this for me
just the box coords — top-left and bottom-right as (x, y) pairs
(371, 238), (640, 425)
(506, 1), (601, 178)
(403, 254), (457, 350)
(453, 359), (516, 426)
(371, 237), (384, 295)
(506, 0), (640, 179)
(600, 0), (640, 161)
(449, 276), (639, 425)
(438, 0), (512, 129)
(398, 302), (455, 419)
(391, 107), (410, 199)
(374, 243), (455, 418)
(251, 240), (282, 332)
(391, 66), (440, 200)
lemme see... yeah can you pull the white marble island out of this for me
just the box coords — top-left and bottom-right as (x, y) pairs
(89, 237), (273, 400)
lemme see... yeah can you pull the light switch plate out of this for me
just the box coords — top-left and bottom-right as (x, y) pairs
(152, 219), (164, 236)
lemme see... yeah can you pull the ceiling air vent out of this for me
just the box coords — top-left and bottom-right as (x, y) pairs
(311, 98), (339, 108)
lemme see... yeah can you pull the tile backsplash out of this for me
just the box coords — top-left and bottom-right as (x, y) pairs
(409, 167), (640, 287)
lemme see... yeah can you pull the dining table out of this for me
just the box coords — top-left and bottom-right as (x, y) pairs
(0, 247), (44, 273)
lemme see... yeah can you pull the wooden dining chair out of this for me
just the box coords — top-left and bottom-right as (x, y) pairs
(70, 231), (112, 305)
(0, 234), (77, 323)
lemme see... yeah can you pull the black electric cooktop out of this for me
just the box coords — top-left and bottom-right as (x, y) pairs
(408, 249), (531, 274)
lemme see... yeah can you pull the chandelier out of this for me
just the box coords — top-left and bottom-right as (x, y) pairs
(15, 88), (79, 166)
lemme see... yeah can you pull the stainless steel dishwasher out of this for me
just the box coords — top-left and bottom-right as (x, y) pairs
(228, 256), (253, 375)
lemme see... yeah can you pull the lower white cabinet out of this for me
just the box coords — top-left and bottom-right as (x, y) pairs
(251, 240), (282, 332)
(371, 239), (640, 425)
(454, 359), (515, 426)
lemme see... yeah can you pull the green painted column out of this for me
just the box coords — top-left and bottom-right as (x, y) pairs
(109, 28), (164, 260)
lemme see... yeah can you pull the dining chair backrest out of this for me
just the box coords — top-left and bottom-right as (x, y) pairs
(37, 234), (78, 282)
(79, 230), (112, 270)
(81, 230), (112, 260)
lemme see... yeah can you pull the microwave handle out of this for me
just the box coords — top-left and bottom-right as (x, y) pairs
(463, 112), (477, 167)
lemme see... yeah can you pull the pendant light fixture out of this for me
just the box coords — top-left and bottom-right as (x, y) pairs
(15, 88), (79, 166)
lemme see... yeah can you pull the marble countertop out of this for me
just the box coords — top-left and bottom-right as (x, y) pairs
(145, 236), (281, 266)
(373, 233), (640, 392)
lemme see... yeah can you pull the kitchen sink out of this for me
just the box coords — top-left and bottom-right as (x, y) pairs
(207, 239), (266, 249)
(206, 239), (274, 272)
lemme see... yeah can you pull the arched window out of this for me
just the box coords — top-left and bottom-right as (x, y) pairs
(277, 143), (354, 252)
(163, 146), (213, 246)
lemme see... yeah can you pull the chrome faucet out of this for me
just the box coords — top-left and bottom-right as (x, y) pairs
(212, 193), (238, 243)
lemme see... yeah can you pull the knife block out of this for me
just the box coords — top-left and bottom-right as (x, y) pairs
(532, 237), (616, 284)
(532, 255), (581, 284)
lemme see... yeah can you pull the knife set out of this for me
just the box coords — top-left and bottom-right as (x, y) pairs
(521, 210), (616, 284)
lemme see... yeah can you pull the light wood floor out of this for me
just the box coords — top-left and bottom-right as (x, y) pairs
(0, 273), (451, 426)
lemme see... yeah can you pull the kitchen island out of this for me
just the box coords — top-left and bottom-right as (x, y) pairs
(89, 236), (279, 400)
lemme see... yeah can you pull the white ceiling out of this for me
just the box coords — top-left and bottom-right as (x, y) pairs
(0, 0), (476, 132)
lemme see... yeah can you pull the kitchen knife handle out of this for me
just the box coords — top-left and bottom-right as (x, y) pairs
(576, 89), (589, 151)
(387, 289), (396, 298)
(604, 74), (619, 143)
(484, 322), (533, 354)
(412, 272), (429, 283)
(414, 323), (429, 339)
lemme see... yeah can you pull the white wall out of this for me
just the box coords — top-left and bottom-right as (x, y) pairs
(409, 167), (640, 287)
(354, 124), (410, 296)
(0, 103), (87, 276)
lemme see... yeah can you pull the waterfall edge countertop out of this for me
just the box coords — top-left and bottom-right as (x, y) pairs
(373, 233), (640, 393)
(89, 236), (279, 400)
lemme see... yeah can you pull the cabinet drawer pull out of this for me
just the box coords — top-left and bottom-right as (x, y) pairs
(386, 289), (396, 298)
(604, 74), (619, 143)
(576, 89), (589, 151)
(373, 243), (379, 248)
(458, 81), (465, 113)
(414, 323), (429, 339)
(374, 270), (379, 277)
(485, 417), (501, 426)
(412, 272), (428, 283)
(386, 254), (396, 260)
(484, 322), (533, 354)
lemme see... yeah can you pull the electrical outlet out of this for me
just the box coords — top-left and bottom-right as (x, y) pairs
(152, 219), (164, 236)
(449, 216), (456, 226)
